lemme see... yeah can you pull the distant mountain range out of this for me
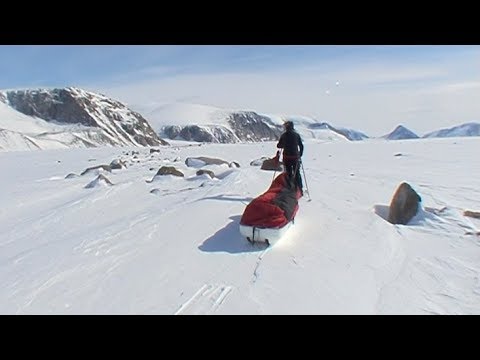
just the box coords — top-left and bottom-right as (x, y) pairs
(134, 102), (368, 143)
(1, 87), (479, 151)
(423, 122), (480, 138)
(380, 123), (480, 140)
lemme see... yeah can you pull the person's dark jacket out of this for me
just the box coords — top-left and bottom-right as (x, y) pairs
(277, 129), (304, 159)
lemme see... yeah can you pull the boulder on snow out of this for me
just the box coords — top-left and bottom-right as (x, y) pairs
(196, 169), (215, 178)
(110, 159), (127, 170)
(464, 210), (480, 219)
(80, 164), (112, 176)
(229, 161), (241, 168)
(150, 148), (161, 154)
(185, 156), (229, 168)
(260, 157), (283, 171)
(65, 173), (79, 179)
(387, 182), (422, 225)
(85, 174), (114, 188)
(155, 166), (184, 177)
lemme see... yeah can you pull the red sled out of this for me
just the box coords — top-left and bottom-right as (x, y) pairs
(239, 172), (302, 245)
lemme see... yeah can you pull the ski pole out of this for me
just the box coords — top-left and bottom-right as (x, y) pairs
(301, 161), (311, 200)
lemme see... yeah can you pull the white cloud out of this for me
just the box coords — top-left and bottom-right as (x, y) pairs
(92, 50), (480, 137)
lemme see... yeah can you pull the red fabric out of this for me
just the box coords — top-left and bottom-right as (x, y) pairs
(240, 173), (301, 228)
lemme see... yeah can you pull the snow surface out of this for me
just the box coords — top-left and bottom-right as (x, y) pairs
(0, 101), (76, 135)
(1, 137), (480, 314)
(138, 102), (233, 131)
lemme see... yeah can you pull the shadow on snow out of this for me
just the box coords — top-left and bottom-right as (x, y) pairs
(198, 215), (267, 254)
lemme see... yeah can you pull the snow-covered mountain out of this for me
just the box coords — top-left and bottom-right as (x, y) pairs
(382, 125), (420, 140)
(423, 122), (480, 138)
(139, 103), (282, 143)
(136, 102), (369, 143)
(305, 121), (369, 141)
(0, 87), (169, 151)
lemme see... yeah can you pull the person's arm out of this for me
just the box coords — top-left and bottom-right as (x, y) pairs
(277, 133), (285, 149)
(298, 134), (304, 158)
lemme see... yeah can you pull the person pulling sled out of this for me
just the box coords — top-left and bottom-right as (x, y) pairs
(276, 121), (304, 196)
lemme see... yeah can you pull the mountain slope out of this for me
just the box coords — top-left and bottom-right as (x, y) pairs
(137, 102), (368, 143)
(0, 87), (169, 151)
(382, 125), (419, 140)
(423, 122), (480, 138)
(142, 103), (282, 143)
(306, 121), (369, 141)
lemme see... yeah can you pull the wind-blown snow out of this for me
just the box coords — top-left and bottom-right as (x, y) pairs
(1, 137), (480, 314)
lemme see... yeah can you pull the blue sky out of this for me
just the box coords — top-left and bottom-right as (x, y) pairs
(1, 45), (470, 88)
(1, 45), (479, 135)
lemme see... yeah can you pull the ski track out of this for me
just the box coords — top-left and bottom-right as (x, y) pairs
(174, 284), (233, 315)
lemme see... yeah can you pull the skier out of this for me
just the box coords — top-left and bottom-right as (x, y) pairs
(276, 121), (304, 195)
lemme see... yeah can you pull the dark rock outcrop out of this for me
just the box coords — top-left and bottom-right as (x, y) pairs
(155, 166), (184, 177)
(110, 159), (126, 170)
(196, 169), (215, 178)
(261, 158), (283, 171)
(162, 111), (282, 143)
(65, 173), (79, 179)
(163, 124), (238, 143)
(81, 164), (112, 176)
(227, 112), (282, 142)
(388, 182), (422, 225)
(464, 210), (480, 219)
(2, 87), (169, 147)
(85, 174), (114, 188)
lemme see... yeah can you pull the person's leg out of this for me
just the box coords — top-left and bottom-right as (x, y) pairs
(293, 160), (303, 193)
(284, 160), (296, 188)
(284, 160), (292, 176)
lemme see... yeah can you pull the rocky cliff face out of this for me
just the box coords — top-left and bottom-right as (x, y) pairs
(162, 111), (282, 143)
(2, 87), (169, 147)
(227, 112), (282, 141)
